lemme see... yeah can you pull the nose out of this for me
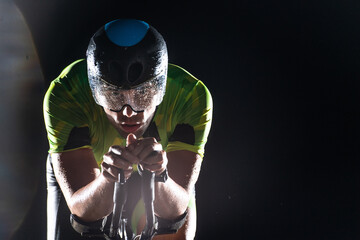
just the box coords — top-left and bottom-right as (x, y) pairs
(122, 105), (136, 118)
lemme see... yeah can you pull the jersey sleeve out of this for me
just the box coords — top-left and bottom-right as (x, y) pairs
(166, 74), (213, 158)
(43, 60), (93, 153)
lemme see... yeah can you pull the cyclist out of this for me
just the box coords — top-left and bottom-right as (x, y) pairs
(44, 19), (212, 240)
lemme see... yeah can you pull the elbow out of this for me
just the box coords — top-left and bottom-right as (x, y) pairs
(155, 188), (190, 220)
(68, 196), (113, 222)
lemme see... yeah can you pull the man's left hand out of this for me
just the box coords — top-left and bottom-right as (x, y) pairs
(127, 134), (168, 175)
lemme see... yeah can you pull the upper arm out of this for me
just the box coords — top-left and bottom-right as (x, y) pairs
(166, 150), (202, 193)
(51, 148), (100, 202)
(164, 77), (213, 192)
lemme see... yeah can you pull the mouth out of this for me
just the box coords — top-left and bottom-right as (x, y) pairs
(120, 123), (142, 133)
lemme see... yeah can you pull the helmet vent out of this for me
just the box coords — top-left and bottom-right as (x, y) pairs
(128, 62), (143, 83)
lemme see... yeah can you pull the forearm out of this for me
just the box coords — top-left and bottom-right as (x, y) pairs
(51, 150), (119, 222)
(154, 177), (190, 219)
(66, 174), (115, 222)
(153, 151), (202, 220)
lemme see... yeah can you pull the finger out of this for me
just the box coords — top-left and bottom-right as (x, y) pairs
(140, 163), (161, 172)
(129, 137), (157, 156)
(126, 133), (137, 147)
(138, 142), (163, 160)
(140, 161), (166, 175)
(140, 150), (163, 166)
(103, 152), (133, 170)
(108, 146), (140, 165)
(101, 162), (132, 182)
(141, 151), (167, 173)
(101, 162), (118, 181)
(109, 145), (122, 155)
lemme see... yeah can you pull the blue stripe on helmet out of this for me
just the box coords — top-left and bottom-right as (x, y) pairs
(105, 19), (149, 47)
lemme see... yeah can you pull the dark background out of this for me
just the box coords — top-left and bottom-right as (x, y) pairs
(11, 0), (360, 239)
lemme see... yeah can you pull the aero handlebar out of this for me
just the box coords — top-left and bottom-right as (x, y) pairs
(108, 166), (157, 240)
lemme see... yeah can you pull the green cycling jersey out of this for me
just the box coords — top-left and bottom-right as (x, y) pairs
(44, 59), (212, 164)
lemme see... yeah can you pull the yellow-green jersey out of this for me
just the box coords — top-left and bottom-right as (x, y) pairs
(44, 59), (212, 163)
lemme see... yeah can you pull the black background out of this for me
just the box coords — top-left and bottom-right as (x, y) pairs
(12, 0), (360, 239)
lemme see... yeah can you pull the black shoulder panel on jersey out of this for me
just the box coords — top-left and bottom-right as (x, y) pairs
(64, 127), (91, 150)
(169, 124), (195, 145)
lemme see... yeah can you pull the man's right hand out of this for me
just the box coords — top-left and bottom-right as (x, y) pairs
(101, 134), (140, 182)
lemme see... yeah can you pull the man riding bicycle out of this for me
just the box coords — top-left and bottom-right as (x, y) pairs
(43, 19), (212, 240)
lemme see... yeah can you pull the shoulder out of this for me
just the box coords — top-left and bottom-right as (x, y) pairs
(58, 59), (87, 80)
(45, 59), (90, 101)
(166, 64), (212, 108)
(167, 64), (198, 86)
(167, 64), (211, 98)
(44, 59), (95, 115)
(54, 59), (88, 90)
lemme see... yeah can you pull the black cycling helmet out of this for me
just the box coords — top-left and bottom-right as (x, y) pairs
(86, 19), (168, 112)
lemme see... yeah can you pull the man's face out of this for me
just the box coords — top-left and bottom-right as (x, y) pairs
(103, 104), (157, 138)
